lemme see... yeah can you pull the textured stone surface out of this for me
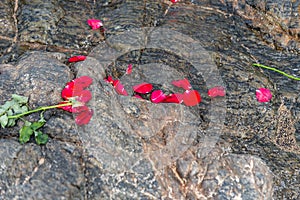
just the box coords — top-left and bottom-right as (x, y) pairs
(0, 0), (299, 199)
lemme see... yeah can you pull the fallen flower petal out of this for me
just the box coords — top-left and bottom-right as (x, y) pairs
(75, 108), (93, 125)
(76, 90), (92, 103)
(133, 83), (153, 94)
(171, 78), (192, 90)
(208, 86), (226, 98)
(256, 88), (272, 102)
(163, 93), (183, 104)
(87, 19), (103, 30)
(126, 64), (133, 75)
(170, 0), (179, 3)
(183, 90), (201, 106)
(151, 90), (166, 103)
(73, 76), (93, 91)
(104, 76), (114, 84)
(114, 80), (128, 96)
(68, 55), (86, 63)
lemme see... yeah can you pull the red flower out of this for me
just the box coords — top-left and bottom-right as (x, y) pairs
(133, 83), (153, 94)
(126, 64), (133, 75)
(208, 86), (226, 98)
(58, 76), (93, 125)
(68, 55), (86, 63)
(171, 78), (192, 90)
(87, 19), (103, 30)
(183, 90), (201, 106)
(170, 0), (179, 3)
(256, 88), (272, 102)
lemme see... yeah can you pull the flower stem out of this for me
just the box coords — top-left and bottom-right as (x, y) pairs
(252, 63), (300, 81)
(8, 102), (72, 119)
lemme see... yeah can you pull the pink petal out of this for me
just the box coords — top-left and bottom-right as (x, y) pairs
(57, 102), (73, 112)
(73, 76), (93, 89)
(163, 93), (183, 104)
(256, 88), (272, 102)
(87, 19), (103, 30)
(151, 90), (166, 103)
(68, 55), (86, 62)
(208, 86), (226, 98)
(170, 0), (179, 3)
(133, 83), (153, 94)
(76, 90), (92, 103)
(134, 94), (143, 99)
(183, 90), (201, 106)
(104, 76), (114, 84)
(114, 80), (128, 96)
(75, 108), (93, 125)
(126, 64), (133, 75)
(171, 78), (192, 90)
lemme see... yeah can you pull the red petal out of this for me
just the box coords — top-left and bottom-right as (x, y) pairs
(68, 55), (86, 62)
(208, 86), (226, 98)
(183, 90), (201, 106)
(126, 64), (133, 75)
(114, 80), (128, 96)
(61, 81), (75, 100)
(104, 76), (114, 83)
(163, 93), (183, 104)
(76, 90), (92, 103)
(171, 79), (192, 90)
(72, 105), (89, 113)
(73, 76), (93, 90)
(151, 90), (166, 103)
(75, 108), (93, 125)
(256, 88), (272, 102)
(170, 0), (179, 3)
(134, 94), (143, 99)
(87, 19), (103, 30)
(133, 83), (153, 94)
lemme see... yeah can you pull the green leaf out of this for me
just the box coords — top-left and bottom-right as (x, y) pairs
(11, 104), (22, 114)
(35, 131), (48, 145)
(30, 121), (45, 131)
(1, 100), (15, 110)
(0, 108), (6, 115)
(12, 94), (28, 104)
(0, 114), (8, 128)
(7, 118), (16, 127)
(19, 125), (33, 144)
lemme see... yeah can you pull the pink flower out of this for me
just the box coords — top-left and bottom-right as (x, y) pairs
(68, 55), (86, 63)
(208, 86), (226, 98)
(87, 19), (103, 30)
(171, 78), (192, 90)
(256, 88), (272, 102)
(126, 64), (133, 75)
(133, 83), (153, 94)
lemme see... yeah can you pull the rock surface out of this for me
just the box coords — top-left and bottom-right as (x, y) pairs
(0, 0), (299, 199)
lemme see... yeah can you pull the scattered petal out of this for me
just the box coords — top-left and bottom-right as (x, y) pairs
(126, 64), (133, 75)
(163, 93), (183, 104)
(104, 76), (114, 84)
(170, 0), (179, 3)
(75, 108), (93, 125)
(256, 88), (272, 102)
(73, 76), (93, 90)
(171, 78), (192, 90)
(183, 90), (201, 106)
(87, 19), (103, 30)
(134, 94), (143, 99)
(151, 90), (166, 103)
(133, 83), (153, 94)
(208, 86), (226, 98)
(68, 55), (86, 62)
(114, 80), (128, 96)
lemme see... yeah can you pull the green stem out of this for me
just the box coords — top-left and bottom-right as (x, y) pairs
(8, 102), (72, 119)
(252, 63), (300, 81)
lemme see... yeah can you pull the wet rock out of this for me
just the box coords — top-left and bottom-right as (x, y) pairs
(0, 0), (299, 199)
